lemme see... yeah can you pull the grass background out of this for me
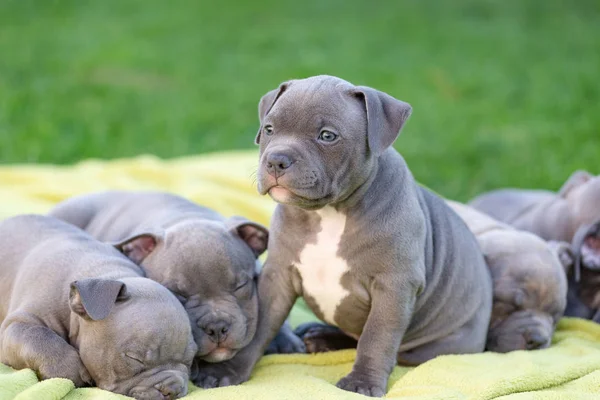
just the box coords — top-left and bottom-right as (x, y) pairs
(0, 0), (598, 201)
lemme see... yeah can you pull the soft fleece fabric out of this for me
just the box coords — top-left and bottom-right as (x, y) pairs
(1, 151), (599, 400)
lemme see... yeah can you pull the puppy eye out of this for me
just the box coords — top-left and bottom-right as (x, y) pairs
(125, 353), (144, 365)
(235, 280), (250, 292)
(264, 125), (274, 136)
(318, 130), (338, 143)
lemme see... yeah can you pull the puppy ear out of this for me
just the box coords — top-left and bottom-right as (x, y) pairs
(352, 86), (412, 156)
(571, 221), (600, 281)
(255, 81), (292, 144)
(113, 233), (160, 264)
(227, 216), (269, 257)
(69, 279), (129, 321)
(559, 170), (594, 198)
(547, 240), (575, 275)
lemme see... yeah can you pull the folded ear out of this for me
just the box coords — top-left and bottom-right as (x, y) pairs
(547, 240), (575, 274)
(352, 86), (412, 156)
(227, 216), (269, 257)
(69, 279), (129, 321)
(559, 170), (594, 198)
(255, 81), (292, 144)
(113, 233), (161, 264)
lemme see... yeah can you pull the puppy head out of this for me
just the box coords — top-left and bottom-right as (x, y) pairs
(70, 277), (197, 399)
(483, 233), (567, 352)
(114, 218), (267, 363)
(255, 75), (412, 209)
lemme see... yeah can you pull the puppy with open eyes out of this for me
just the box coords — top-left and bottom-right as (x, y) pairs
(49, 191), (305, 386)
(296, 202), (569, 354)
(0, 215), (197, 400)
(192, 75), (493, 397)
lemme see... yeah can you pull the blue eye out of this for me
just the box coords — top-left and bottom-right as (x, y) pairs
(264, 125), (274, 136)
(318, 130), (338, 142)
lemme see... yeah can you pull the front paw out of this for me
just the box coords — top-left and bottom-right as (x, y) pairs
(336, 372), (386, 397)
(191, 359), (250, 389)
(295, 322), (357, 353)
(38, 352), (92, 387)
(264, 329), (306, 355)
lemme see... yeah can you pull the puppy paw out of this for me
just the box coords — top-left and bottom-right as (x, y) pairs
(294, 322), (357, 353)
(264, 329), (306, 355)
(191, 360), (248, 389)
(336, 372), (386, 397)
(38, 351), (92, 387)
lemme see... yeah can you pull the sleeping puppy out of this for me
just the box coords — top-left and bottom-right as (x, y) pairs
(296, 202), (569, 354)
(551, 219), (600, 322)
(0, 215), (197, 400)
(469, 170), (600, 244)
(49, 191), (304, 377)
(192, 75), (492, 397)
(446, 201), (567, 352)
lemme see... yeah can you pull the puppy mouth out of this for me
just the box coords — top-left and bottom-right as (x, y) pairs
(259, 181), (332, 209)
(201, 347), (237, 363)
(268, 186), (293, 202)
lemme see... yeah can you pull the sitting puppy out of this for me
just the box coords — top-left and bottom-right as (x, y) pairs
(550, 219), (600, 322)
(0, 215), (196, 400)
(469, 170), (600, 245)
(445, 201), (567, 352)
(49, 191), (303, 374)
(295, 202), (568, 354)
(193, 75), (493, 397)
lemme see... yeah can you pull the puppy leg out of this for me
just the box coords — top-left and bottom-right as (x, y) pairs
(264, 321), (306, 355)
(336, 275), (418, 398)
(294, 322), (358, 353)
(397, 312), (487, 366)
(0, 319), (92, 387)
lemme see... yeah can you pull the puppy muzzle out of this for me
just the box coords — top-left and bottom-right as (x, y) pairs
(107, 369), (188, 400)
(487, 313), (553, 352)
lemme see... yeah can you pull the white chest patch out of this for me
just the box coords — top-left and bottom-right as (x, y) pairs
(294, 207), (350, 325)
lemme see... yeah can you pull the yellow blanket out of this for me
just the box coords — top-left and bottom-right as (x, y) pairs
(1, 151), (600, 400)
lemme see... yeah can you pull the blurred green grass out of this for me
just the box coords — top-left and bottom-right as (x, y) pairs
(0, 0), (598, 201)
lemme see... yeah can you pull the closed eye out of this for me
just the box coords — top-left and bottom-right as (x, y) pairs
(125, 352), (144, 365)
(235, 280), (250, 292)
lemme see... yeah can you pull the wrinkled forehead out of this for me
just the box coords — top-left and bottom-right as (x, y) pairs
(266, 80), (364, 130)
(164, 227), (255, 290)
(113, 301), (191, 342)
(517, 270), (565, 312)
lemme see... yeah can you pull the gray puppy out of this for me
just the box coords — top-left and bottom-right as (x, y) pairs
(446, 201), (567, 352)
(193, 75), (493, 397)
(549, 220), (600, 322)
(296, 201), (569, 354)
(49, 191), (304, 370)
(0, 215), (197, 400)
(469, 170), (600, 246)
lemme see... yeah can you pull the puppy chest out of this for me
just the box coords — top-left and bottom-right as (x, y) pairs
(294, 208), (352, 325)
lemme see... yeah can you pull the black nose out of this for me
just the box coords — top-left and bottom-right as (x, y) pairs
(202, 320), (230, 343)
(525, 332), (548, 350)
(266, 153), (293, 177)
